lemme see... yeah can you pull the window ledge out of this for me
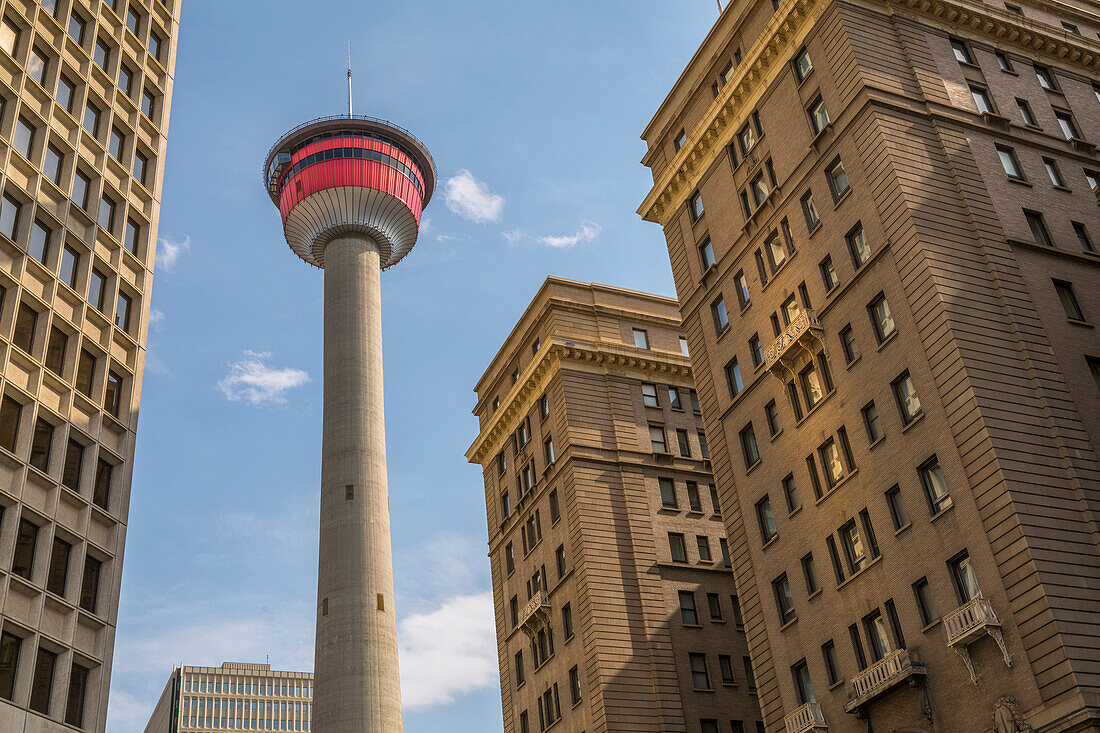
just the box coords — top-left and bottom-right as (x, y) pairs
(810, 121), (833, 149)
(894, 522), (913, 538)
(683, 623), (704, 630)
(716, 323), (732, 341)
(685, 510), (705, 517)
(807, 589), (823, 602)
(1067, 318), (1093, 328)
(900, 413), (926, 434)
(761, 535), (779, 551)
(793, 389), (837, 428)
(693, 687), (716, 694)
(1069, 137), (1097, 155)
(807, 221), (822, 238)
(876, 330), (899, 352)
(867, 436), (886, 451)
(1053, 185), (1073, 193)
(844, 354), (862, 371)
(832, 188), (852, 209)
(745, 459), (763, 476)
(779, 617), (799, 632)
(1007, 176), (1032, 187)
(788, 505), (803, 520)
(769, 428), (784, 443)
(814, 468), (859, 508)
(835, 553), (883, 591)
(929, 502), (956, 524)
(921, 619), (942, 634)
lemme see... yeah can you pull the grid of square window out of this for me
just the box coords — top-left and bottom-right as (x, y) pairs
(0, 0), (177, 729)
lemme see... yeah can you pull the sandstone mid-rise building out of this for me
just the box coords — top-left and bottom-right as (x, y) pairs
(144, 662), (313, 732)
(0, 0), (179, 730)
(639, 0), (1100, 730)
(468, 277), (764, 733)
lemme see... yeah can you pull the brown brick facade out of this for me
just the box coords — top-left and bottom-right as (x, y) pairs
(640, 0), (1100, 731)
(468, 279), (764, 733)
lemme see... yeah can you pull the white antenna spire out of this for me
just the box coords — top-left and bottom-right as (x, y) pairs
(347, 41), (353, 117)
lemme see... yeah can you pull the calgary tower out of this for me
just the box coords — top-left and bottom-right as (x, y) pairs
(263, 71), (435, 731)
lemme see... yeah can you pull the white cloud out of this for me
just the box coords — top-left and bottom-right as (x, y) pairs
(156, 234), (191, 271)
(502, 228), (526, 244)
(217, 350), (310, 406)
(107, 690), (158, 732)
(112, 614), (314, 678)
(537, 221), (601, 249)
(444, 170), (505, 223)
(399, 592), (498, 709)
(148, 308), (166, 328)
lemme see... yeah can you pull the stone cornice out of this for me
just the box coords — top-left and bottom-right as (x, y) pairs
(466, 337), (693, 465)
(638, 0), (1100, 227)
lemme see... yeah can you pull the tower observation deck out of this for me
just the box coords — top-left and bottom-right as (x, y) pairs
(264, 115), (435, 732)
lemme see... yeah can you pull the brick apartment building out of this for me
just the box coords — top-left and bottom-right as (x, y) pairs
(638, 0), (1100, 730)
(468, 278), (764, 733)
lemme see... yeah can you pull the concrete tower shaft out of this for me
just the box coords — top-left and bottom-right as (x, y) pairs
(265, 116), (435, 733)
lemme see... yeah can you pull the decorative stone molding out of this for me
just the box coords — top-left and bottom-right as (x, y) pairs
(992, 696), (1033, 733)
(638, 0), (1100, 227)
(466, 337), (693, 464)
(945, 596), (1013, 684)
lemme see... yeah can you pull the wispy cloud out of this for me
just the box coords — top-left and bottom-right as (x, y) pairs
(113, 613), (314, 678)
(537, 221), (601, 249)
(217, 350), (310, 406)
(156, 234), (191, 271)
(107, 689), (158, 732)
(107, 601), (315, 731)
(148, 308), (166, 329)
(444, 170), (505, 223)
(399, 592), (498, 709)
(502, 222), (601, 249)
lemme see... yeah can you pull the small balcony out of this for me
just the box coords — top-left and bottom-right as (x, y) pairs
(784, 702), (828, 733)
(844, 648), (926, 713)
(518, 590), (551, 637)
(944, 596), (1012, 684)
(764, 310), (825, 380)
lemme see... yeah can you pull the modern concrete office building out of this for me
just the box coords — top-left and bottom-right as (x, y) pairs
(143, 662), (313, 733)
(263, 114), (435, 732)
(468, 277), (764, 733)
(0, 0), (178, 730)
(638, 0), (1100, 731)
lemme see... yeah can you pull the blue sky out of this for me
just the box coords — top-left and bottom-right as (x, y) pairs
(107, 1), (723, 730)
